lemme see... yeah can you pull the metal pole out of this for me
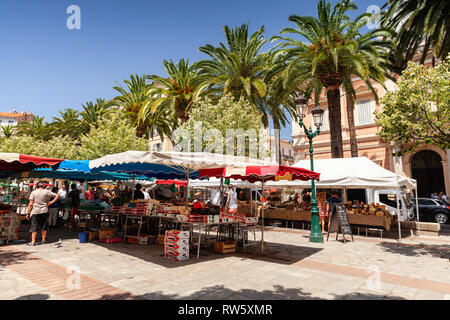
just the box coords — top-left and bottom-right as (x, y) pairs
(396, 186), (401, 241)
(415, 187), (420, 236)
(261, 180), (265, 254)
(308, 130), (323, 243)
(6, 177), (11, 204)
(131, 174), (135, 200)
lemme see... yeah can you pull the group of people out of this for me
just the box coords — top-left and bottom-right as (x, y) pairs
(431, 192), (449, 204)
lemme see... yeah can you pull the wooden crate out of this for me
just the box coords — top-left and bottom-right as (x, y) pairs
(214, 240), (236, 254)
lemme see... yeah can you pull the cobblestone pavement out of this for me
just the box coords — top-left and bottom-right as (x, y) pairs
(1, 226), (449, 300)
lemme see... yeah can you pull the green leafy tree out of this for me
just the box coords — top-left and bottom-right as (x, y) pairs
(197, 24), (270, 111)
(17, 116), (54, 140)
(0, 135), (79, 159)
(1, 125), (16, 139)
(176, 95), (268, 158)
(273, 0), (392, 158)
(375, 56), (450, 154)
(382, 0), (449, 70)
(113, 74), (150, 137)
(51, 108), (82, 138)
(77, 111), (149, 159)
(80, 98), (114, 132)
(141, 58), (206, 126)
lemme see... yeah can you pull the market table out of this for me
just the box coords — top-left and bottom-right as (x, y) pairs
(347, 214), (392, 231)
(77, 205), (106, 231)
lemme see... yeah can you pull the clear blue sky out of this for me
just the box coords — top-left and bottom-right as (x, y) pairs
(0, 0), (385, 140)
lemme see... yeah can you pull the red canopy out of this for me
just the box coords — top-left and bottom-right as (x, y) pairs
(199, 165), (320, 183)
(155, 180), (188, 187)
(0, 153), (63, 173)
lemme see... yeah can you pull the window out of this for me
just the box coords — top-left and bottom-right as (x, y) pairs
(319, 108), (329, 131)
(418, 199), (436, 206)
(8, 120), (14, 124)
(356, 99), (375, 125)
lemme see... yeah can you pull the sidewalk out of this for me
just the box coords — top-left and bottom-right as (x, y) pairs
(1, 226), (449, 300)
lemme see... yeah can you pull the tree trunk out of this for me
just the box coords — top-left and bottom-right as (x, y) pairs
(326, 86), (344, 158)
(274, 123), (281, 165)
(346, 93), (359, 157)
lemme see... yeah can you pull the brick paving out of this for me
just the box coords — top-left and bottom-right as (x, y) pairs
(1, 226), (449, 300)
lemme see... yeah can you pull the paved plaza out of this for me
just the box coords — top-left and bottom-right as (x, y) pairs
(1, 226), (449, 300)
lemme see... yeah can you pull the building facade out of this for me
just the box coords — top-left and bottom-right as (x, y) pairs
(291, 50), (449, 197)
(0, 111), (34, 127)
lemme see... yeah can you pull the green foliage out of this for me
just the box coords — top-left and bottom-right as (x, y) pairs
(0, 135), (79, 159)
(382, 0), (449, 69)
(176, 95), (268, 157)
(0, 111), (149, 160)
(77, 111), (149, 159)
(142, 59), (206, 126)
(375, 55), (450, 154)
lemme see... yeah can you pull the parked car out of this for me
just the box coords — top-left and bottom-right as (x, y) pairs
(411, 198), (450, 224)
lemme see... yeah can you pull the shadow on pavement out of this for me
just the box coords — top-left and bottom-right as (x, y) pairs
(377, 242), (450, 259)
(0, 249), (39, 268)
(98, 284), (407, 300)
(14, 294), (50, 300)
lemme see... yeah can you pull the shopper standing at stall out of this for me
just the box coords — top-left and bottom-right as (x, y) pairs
(67, 184), (81, 230)
(85, 186), (94, 200)
(225, 184), (238, 214)
(26, 182), (59, 246)
(317, 192), (328, 233)
(326, 191), (342, 215)
(47, 187), (60, 229)
(134, 184), (145, 200)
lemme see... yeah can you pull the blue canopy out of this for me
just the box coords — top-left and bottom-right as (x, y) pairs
(25, 168), (151, 182)
(57, 160), (90, 172)
(91, 163), (200, 180)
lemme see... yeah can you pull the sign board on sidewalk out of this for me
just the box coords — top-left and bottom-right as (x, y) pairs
(327, 203), (354, 243)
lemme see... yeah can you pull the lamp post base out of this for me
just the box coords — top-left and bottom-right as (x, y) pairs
(309, 232), (324, 243)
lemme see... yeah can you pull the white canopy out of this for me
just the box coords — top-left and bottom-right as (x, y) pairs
(264, 157), (416, 189)
(89, 151), (271, 173)
(189, 177), (256, 189)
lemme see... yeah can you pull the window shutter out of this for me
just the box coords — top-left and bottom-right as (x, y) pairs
(356, 100), (374, 125)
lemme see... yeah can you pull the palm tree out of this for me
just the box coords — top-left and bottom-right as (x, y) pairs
(140, 58), (206, 126)
(273, 0), (392, 158)
(0, 125), (15, 139)
(382, 0), (449, 68)
(80, 98), (114, 131)
(52, 108), (81, 138)
(197, 24), (271, 111)
(17, 116), (54, 140)
(113, 75), (150, 137)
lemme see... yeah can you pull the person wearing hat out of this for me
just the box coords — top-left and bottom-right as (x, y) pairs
(26, 182), (59, 246)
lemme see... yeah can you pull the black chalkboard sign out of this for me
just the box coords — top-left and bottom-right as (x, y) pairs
(327, 203), (354, 243)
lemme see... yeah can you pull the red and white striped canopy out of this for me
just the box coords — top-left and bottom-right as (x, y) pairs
(199, 165), (320, 183)
(0, 153), (63, 173)
(155, 180), (188, 187)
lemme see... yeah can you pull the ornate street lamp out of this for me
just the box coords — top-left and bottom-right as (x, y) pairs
(295, 94), (325, 243)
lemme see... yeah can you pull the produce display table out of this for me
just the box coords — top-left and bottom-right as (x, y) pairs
(77, 206), (105, 231)
(122, 214), (152, 242)
(347, 214), (392, 231)
(264, 208), (392, 232)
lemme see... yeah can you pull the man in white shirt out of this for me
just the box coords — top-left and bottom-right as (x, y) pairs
(143, 188), (150, 200)
(58, 185), (67, 200)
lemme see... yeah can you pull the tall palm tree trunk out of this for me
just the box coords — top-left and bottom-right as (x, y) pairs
(346, 93), (358, 157)
(274, 123), (281, 165)
(326, 86), (344, 158)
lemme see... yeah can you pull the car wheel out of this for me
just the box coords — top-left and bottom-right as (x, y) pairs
(434, 213), (448, 224)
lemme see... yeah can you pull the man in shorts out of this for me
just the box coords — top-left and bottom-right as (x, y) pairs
(26, 182), (59, 246)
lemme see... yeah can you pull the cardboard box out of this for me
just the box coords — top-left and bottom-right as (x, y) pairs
(164, 251), (189, 261)
(164, 242), (189, 252)
(164, 236), (189, 245)
(138, 235), (149, 245)
(157, 234), (165, 245)
(98, 228), (115, 240)
(165, 230), (190, 239)
(86, 230), (98, 241)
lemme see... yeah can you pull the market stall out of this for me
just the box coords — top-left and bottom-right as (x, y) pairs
(198, 165), (321, 253)
(261, 157), (419, 239)
(89, 151), (271, 259)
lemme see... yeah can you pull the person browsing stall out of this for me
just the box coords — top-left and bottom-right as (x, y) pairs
(26, 182), (59, 246)
(225, 185), (238, 214)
